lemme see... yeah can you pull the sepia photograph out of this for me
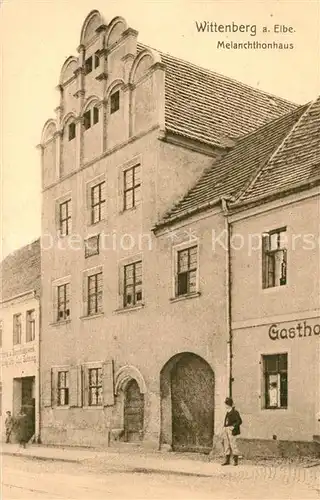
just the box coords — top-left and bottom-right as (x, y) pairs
(1, 0), (319, 498)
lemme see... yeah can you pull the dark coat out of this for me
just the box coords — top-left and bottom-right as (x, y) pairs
(224, 408), (242, 436)
(16, 414), (31, 443)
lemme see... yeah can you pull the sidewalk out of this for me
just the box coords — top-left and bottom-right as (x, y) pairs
(1, 442), (319, 491)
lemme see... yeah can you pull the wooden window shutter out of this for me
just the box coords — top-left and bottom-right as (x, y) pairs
(42, 369), (53, 407)
(102, 360), (114, 407)
(69, 366), (82, 407)
(261, 234), (269, 289)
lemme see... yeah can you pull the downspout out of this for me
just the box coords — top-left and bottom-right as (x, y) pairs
(35, 291), (41, 443)
(221, 198), (233, 398)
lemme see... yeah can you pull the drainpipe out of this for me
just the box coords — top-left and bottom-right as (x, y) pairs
(221, 198), (233, 398)
(35, 291), (41, 443)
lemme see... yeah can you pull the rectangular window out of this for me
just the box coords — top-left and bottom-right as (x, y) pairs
(176, 246), (198, 296)
(87, 272), (103, 316)
(57, 371), (69, 406)
(68, 122), (76, 141)
(26, 310), (35, 342)
(13, 313), (22, 345)
(94, 51), (100, 69)
(123, 165), (141, 210)
(85, 56), (93, 75)
(110, 91), (120, 114)
(59, 199), (72, 236)
(83, 110), (91, 130)
(91, 182), (106, 224)
(88, 367), (102, 406)
(263, 354), (288, 409)
(262, 228), (287, 289)
(57, 283), (70, 321)
(124, 261), (143, 308)
(93, 106), (99, 125)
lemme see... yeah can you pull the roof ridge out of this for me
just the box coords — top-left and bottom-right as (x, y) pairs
(237, 98), (316, 202)
(138, 41), (298, 107)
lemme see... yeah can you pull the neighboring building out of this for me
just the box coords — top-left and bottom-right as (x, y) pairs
(0, 239), (41, 442)
(157, 97), (320, 455)
(39, 10), (297, 450)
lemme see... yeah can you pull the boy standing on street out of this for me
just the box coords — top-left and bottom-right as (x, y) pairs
(222, 397), (242, 466)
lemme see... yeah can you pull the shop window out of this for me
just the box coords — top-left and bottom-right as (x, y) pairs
(68, 122), (76, 141)
(85, 56), (93, 75)
(26, 310), (35, 342)
(123, 261), (143, 308)
(176, 246), (198, 296)
(13, 313), (22, 345)
(123, 165), (141, 210)
(57, 371), (69, 406)
(59, 199), (72, 236)
(262, 228), (287, 288)
(88, 367), (102, 406)
(263, 353), (288, 409)
(110, 90), (120, 114)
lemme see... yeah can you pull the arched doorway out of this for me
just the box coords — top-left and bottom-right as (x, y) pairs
(124, 379), (144, 442)
(160, 353), (214, 453)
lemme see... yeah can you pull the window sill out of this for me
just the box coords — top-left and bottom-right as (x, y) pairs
(54, 406), (70, 410)
(262, 407), (288, 411)
(114, 304), (145, 314)
(80, 313), (104, 321)
(170, 292), (201, 303)
(119, 205), (140, 215)
(262, 284), (288, 293)
(82, 405), (104, 410)
(50, 320), (71, 327)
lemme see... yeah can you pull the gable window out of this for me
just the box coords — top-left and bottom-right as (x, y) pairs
(263, 353), (288, 409)
(57, 283), (70, 321)
(59, 199), (72, 236)
(13, 313), (22, 345)
(124, 261), (143, 308)
(176, 246), (198, 296)
(93, 106), (99, 125)
(83, 110), (91, 130)
(91, 182), (106, 224)
(68, 122), (76, 141)
(123, 165), (141, 210)
(57, 371), (69, 406)
(88, 367), (102, 406)
(85, 56), (93, 75)
(87, 272), (103, 316)
(262, 228), (287, 289)
(110, 90), (120, 114)
(94, 51), (100, 69)
(26, 310), (35, 342)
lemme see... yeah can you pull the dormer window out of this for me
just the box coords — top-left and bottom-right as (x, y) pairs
(85, 56), (93, 75)
(110, 91), (120, 114)
(83, 107), (99, 131)
(94, 51), (100, 69)
(68, 122), (76, 141)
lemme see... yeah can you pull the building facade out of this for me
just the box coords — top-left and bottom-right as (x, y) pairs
(39, 10), (300, 451)
(0, 239), (41, 442)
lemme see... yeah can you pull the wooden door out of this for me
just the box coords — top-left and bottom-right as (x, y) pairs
(171, 354), (214, 452)
(124, 379), (144, 442)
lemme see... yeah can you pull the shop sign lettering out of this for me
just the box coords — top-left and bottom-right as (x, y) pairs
(1, 345), (36, 366)
(268, 320), (320, 341)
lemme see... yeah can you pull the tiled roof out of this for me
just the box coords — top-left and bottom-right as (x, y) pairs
(138, 43), (297, 147)
(238, 96), (320, 202)
(0, 239), (41, 302)
(155, 104), (308, 228)
(161, 52), (297, 147)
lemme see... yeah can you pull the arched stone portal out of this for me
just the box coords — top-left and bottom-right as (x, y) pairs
(160, 353), (215, 453)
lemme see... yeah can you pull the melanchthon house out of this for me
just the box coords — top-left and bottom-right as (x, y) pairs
(38, 10), (319, 455)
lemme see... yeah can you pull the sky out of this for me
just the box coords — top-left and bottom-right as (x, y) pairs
(1, 0), (320, 258)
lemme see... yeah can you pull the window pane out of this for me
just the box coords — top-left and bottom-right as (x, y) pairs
(125, 190), (134, 210)
(280, 373), (288, 407)
(189, 247), (197, 268)
(270, 233), (279, 251)
(93, 107), (99, 125)
(189, 270), (197, 293)
(264, 355), (277, 373)
(134, 185), (142, 206)
(278, 354), (288, 371)
(124, 169), (134, 189)
(134, 165), (141, 185)
(178, 250), (189, 272)
(177, 272), (188, 296)
(267, 374), (279, 407)
(279, 231), (287, 249)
